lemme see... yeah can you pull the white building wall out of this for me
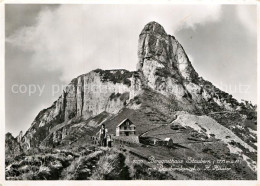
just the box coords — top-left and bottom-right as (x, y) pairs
(116, 127), (120, 136)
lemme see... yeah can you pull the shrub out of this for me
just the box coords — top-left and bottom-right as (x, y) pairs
(90, 151), (131, 180)
(94, 69), (133, 86)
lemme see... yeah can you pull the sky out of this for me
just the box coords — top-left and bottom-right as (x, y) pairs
(5, 4), (257, 136)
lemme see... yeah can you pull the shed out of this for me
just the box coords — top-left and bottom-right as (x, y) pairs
(164, 138), (173, 146)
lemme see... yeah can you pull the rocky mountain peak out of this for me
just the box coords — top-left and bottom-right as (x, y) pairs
(137, 21), (200, 101)
(140, 21), (167, 36)
(138, 21), (199, 83)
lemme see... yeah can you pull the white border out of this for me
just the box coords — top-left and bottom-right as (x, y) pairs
(0, 1), (5, 184)
(0, 1), (259, 186)
(2, 0), (260, 4)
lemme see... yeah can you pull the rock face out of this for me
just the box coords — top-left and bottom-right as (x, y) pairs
(9, 21), (246, 151)
(63, 70), (132, 120)
(5, 133), (22, 157)
(20, 69), (135, 150)
(138, 21), (198, 82)
(137, 22), (240, 111)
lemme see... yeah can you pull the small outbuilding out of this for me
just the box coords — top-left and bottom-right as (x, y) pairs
(164, 138), (173, 146)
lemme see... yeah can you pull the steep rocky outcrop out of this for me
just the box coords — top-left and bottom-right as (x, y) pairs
(5, 133), (22, 158)
(137, 22), (240, 112)
(138, 21), (198, 82)
(19, 69), (136, 150)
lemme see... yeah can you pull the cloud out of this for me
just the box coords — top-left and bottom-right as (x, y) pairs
(7, 5), (222, 82)
(236, 5), (256, 35)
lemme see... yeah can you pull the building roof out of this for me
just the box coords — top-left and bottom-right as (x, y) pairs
(164, 138), (172, 141)
(116, 118), (134, 128)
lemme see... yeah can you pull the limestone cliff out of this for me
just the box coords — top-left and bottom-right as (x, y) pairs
(138, 21), (198, 81)
(137, 21), (240, 111)
(20, 69), (136, 149)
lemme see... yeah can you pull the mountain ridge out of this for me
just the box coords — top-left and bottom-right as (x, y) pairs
(8, 21), (255, 150)
(5, 21), (257, 180)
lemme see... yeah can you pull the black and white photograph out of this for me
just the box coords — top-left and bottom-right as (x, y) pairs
(3, 3), (258, 181)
